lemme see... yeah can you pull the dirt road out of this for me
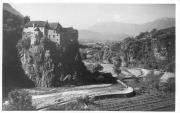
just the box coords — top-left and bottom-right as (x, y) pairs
(31, 83), (133, 109)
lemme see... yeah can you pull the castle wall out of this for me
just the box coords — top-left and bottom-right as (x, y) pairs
(48, 29), (61, 44)
(24, 27), (45, 34)
(60, 31), (78, 47)
(23, 24), (78, 47)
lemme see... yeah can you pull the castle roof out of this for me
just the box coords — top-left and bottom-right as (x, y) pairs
(49, 23), (62, 30)
(62, 27), (78, 33)
(24, 21), (48, 27)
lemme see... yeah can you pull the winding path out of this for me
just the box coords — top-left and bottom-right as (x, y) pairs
(31, 83), (133, 110)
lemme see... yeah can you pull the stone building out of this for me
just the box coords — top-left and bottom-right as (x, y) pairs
(48, 23), (62, 44)
(30, 27), (42, 45)
(60, 27), (78, 46)
(22, 21), (78, 45)
(23, 21), (48, 38)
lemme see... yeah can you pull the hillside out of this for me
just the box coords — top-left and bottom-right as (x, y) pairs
(81, 27), (175, 72)
(3, 3), (24, 31)
(3, 3), (34, 99)
(3, 3), (23, 17)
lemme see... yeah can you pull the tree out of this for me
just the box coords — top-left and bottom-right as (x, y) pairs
(24, 16), (30, 25)
(112, 57), (122, 76)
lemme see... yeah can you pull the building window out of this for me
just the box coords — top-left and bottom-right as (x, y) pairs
(49, 35), (50, 38)
(53, 35), (55, 38)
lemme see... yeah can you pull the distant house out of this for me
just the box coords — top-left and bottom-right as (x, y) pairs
(23, 21), (78, 46)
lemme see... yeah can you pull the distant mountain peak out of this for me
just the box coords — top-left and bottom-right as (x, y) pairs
(89, 17), (175, 36)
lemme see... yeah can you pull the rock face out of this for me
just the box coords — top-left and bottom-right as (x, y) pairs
(17, 28), (87, 87)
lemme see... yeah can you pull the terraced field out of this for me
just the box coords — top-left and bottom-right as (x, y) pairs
(94, 93), (175, 111)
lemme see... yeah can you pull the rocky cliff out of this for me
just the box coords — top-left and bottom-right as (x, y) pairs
(17, 31), (89, 87)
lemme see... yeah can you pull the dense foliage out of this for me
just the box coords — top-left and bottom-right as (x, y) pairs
(82, 27), (175, 72)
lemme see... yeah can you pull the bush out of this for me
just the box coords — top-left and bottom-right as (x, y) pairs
(2, 89), (35, 110)
(133, 72), (162, 95)
(113, 66), (121, 76)
(159, 78), (175, 93)
(86, 63), (103, 73)
(143, 72), (161, 88)
(134, 87), (147, 95)
(77, 95), (95, 105)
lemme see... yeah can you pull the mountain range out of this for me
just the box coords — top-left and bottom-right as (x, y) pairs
(79, 17), (175, 42)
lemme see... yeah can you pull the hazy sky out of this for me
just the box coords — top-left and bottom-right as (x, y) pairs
(10, 3), (175, 29)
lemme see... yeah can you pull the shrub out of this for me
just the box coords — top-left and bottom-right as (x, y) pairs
(134, 87), (147, 95)
(134, 72), (162, 95)
(77, 95), (95, 105)
(86, 63), (103, 73)
(113, 66), (121, 76)
(2, 89), (35, 111)
(159, 78), (175, 93)
(142, 72), (161, 89)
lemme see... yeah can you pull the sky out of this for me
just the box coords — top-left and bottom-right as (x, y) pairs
(10, 3), (175, 29)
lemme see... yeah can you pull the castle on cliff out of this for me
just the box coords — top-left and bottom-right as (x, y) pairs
(22, 21), (78, 46)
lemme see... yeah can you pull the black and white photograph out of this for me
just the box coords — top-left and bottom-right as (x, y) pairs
(1, 0), (178, 111)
